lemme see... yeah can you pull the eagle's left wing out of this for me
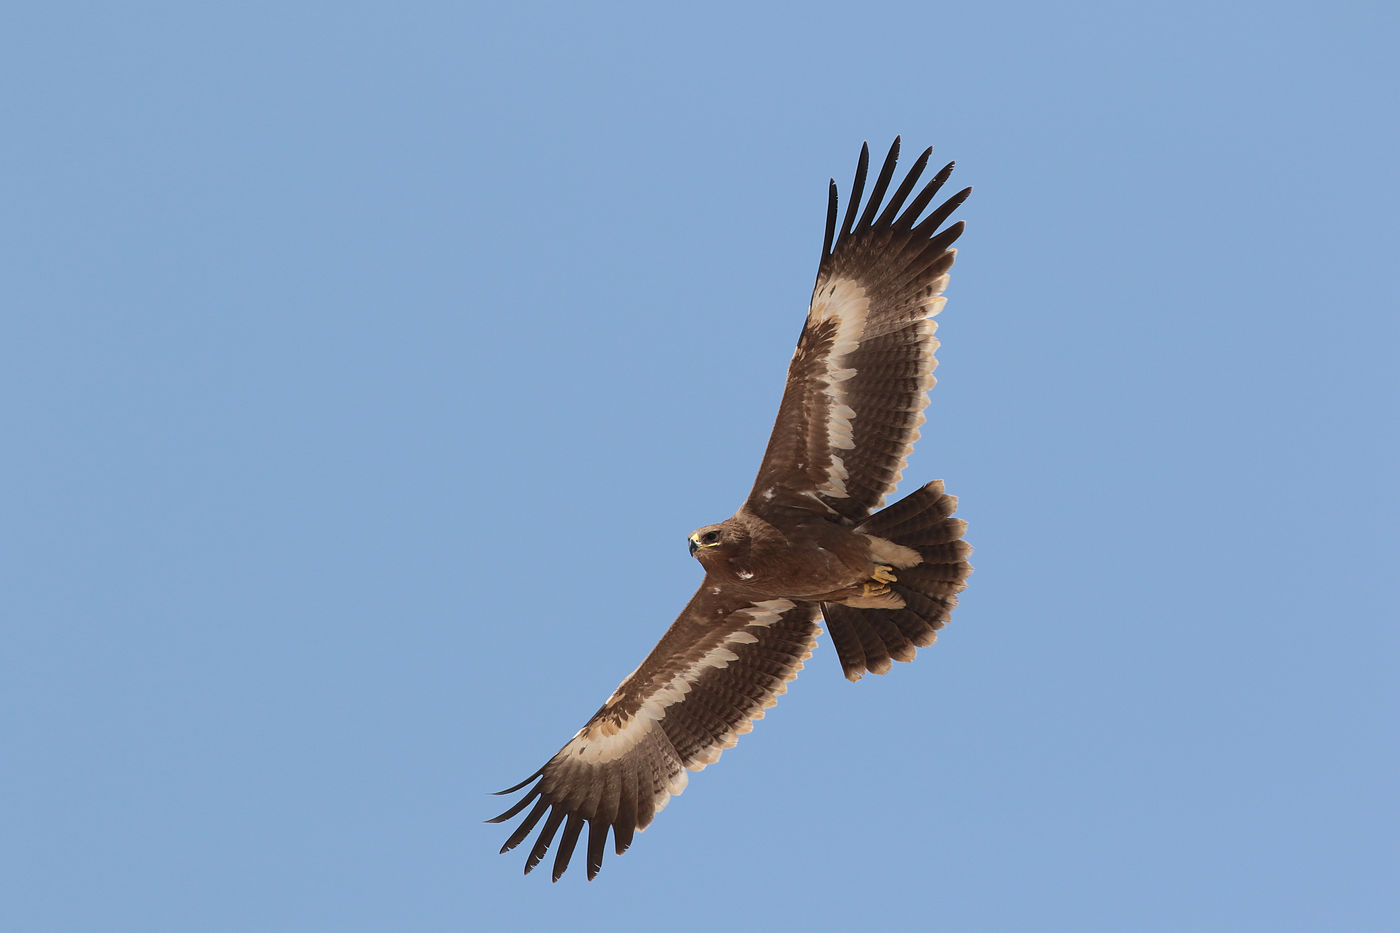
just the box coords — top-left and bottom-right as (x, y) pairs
(746, 138), (970, 525)
(490, 587), (820, 881)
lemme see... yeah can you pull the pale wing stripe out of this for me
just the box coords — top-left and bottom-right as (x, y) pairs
(540, 602), (817, 856)
(570, 600), (798, 764)
(804, 276), (871, 498)
(801, 258), (950, 505)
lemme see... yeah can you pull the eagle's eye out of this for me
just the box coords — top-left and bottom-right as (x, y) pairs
(700, 531), (721, 545)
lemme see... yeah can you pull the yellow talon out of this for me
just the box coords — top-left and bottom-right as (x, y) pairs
(861, 581), (891, 598)
(871, 565), (897, 584)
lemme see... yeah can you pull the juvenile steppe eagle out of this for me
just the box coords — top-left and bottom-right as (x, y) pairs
(491, 138), (973, 881)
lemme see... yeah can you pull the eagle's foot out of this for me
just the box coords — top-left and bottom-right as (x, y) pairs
(858, 566), (897, 599)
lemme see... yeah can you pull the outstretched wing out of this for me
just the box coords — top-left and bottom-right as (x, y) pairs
(489, 588), (820, 881)
(747, 138), (970, 525)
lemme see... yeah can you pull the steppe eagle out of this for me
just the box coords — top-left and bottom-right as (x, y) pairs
(491, 138), (973, 881)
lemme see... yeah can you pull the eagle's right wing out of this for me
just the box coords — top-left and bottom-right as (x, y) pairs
(490, 587), (820, 881)
(746, 138), (970, 525)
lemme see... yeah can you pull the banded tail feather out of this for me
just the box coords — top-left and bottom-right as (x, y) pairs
(822, 481), (972, 681)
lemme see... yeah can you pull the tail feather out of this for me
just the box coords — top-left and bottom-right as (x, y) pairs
(821, 481), (972, 681)
(861, 478), (947, 530)
(901, 561), (970, 591)
(867, 483), (964, 544)
(849, 615), (894, 676)
(824, 614), (872, 678)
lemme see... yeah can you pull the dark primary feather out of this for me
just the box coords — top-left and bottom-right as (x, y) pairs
(837, 142), (870, 240)
(820, 180), (838, 259)
(874, 146), (933, 229)
(856, 140), (901, 231)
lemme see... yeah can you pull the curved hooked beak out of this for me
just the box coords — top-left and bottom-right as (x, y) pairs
(688, 532), (701, 556)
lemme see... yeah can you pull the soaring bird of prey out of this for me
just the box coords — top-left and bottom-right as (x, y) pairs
(491, 138), (973, 881)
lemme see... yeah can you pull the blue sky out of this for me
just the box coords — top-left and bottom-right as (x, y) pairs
(3, 1), (1396, 930)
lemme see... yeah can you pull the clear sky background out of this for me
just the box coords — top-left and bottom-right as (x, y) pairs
(3, 2), (1396, 931)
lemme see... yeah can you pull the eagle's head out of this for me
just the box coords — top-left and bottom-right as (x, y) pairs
(688, 523), (726, 557)
(687, 519), (749, 564)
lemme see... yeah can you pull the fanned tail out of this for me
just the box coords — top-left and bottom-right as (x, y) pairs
(821, 481), (971, 681)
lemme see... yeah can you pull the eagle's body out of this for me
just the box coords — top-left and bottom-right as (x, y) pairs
(690, 509), (917, 605)
(492, 139), (973, 881)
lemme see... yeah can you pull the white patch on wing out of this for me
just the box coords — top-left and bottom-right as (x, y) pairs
(807, 277), (870, 354)
(739, 598), (797, 626)
(865, 313), (945, 509)
(558, 604), (818, 825)
(687, 607), (814, 771)
(806, 276), (870, 498)
(795, 248), (956, 509)
(572, 599), (800, 765)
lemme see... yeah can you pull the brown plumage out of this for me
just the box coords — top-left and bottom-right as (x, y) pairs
(490, 138), (973, 881)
